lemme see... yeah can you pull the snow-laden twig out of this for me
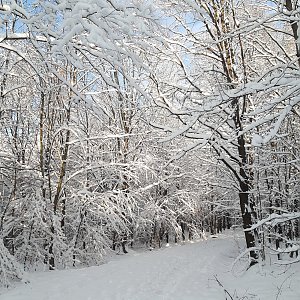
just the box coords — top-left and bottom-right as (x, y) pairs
(213, 275), (234, 300)
(244, 213), (300, 231)
(275, 272), (295, 300)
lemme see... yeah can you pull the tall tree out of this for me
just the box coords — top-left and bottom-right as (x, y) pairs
(150, 0), (260, 264)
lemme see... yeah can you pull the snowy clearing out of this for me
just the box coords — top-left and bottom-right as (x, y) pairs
(1, 232), (300, 300)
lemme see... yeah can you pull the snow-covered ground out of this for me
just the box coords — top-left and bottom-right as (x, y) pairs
(1, 231), (300, 300)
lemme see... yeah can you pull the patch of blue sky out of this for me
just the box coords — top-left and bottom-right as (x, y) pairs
(175, 12), (204, 69)
(159, 11), (204, 35)
(183, 11), (204, 34)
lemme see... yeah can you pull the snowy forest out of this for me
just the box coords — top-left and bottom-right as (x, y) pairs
(0, 0), (300, 298)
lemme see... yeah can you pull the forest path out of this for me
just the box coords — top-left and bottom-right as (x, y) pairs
(1, 232), (299, 300)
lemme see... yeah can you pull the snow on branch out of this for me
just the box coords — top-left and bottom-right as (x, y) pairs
(0, 238), (27, 287)
(245, 213), (300, 232)
(0, 1), (28, 18)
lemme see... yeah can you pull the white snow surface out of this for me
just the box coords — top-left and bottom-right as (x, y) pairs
(1, 232), (300, 300)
